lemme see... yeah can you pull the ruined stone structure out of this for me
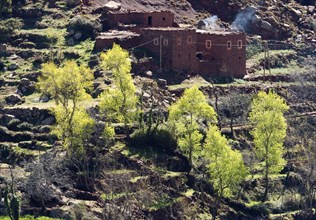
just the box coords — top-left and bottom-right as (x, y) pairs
(95, 10), (247, 77)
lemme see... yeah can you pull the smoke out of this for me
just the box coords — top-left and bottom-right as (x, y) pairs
(200, 15), (221, 31)
(231, 7), (256, 32)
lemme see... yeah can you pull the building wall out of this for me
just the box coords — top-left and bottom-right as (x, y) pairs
(196, 32), (246, 77)
(106, 11), (175, 30)
(95, 35), (141, 50)
(139, 28), (197, 72)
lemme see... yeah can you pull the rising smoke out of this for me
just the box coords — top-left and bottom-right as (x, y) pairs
(231, 7), (257, 32)
(199, 15), (221, 31)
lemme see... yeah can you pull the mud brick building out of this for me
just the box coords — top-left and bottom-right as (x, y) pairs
(96, 9), (247, 78)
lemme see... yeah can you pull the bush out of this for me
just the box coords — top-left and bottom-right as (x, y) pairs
(67, 15), (101, 40)
(130, 127), (177, 153)
(0, 18), (23, 42)
(246, 44), (263, 59)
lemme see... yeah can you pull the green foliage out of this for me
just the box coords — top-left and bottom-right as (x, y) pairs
(249, 90), (289, 173)
(37, 60), (94, 156)
(168, 86), (217, 166)
(52, 106), (95, 156)
(99, 44), (137, 135)
(204, 125), (247, 198)
(67, 15), (101, 40)
(38, 60), (93, 108)
(249, 90), (289, 201)
(0, 18), (23, 42)
(246, 44), (263, 59)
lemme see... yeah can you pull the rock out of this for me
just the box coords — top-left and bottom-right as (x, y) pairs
(68, 29), (75, 35)
(104, 1), (121, 11)
(0, 114), (15, 126)
(93, 82), (101, 89)
(67, 38), (75, 46)
(145, 71), (153, 77)
(5, 94), (23, 105)
(41, 116), (55, 125)
(251, 14), (261, 24)
(19, 41), (36, 49)
(104, 78), (112, 85)
(157, 78), (168, 89)
(94, 70), (104, 78)
(9, 54), (19, 60)
(308, 6), (315, 14)
(38, 125), (51, 133)
(0, 61), (4, 71)
(20, 78), (31, 87)
(39, 94), (50, 102)
(0, 126), (14, 142)
(0, 76), (4, 86)
(8, 63), (19, 71)
(74, 32), (82, 40)
(0, 44), (7, 52)
(18, 78), (35, 96)
(260, 20), (272, 31)
(91, 87), (104, 98)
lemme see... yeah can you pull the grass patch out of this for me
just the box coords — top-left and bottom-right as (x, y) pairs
(100, 192), (132, 201)
(65, 39), (95, 64)
(147, 194), (176, 211)
(250, 50), (296, 63)
(182, 188), (195, 197)
(130, 176), (147, 183)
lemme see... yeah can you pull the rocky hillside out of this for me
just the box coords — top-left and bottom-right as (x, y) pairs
(0, 0), (316, 219)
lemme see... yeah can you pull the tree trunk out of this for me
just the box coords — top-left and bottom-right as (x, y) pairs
(263, 146), (269, 202)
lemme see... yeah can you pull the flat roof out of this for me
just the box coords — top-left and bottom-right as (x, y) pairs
(108, 10), (173, 15)
(142, 27), (196, 31)
(196, 29), (245, 36)
(96, 30), (140, 40)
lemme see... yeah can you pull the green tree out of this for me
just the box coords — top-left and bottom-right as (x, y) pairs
(249, 90), (289, 201)
(37, 60), (94, 155)
(204, 125), (247, 213)
(99, 44), (137, 136)
(168, 86), (217, 168)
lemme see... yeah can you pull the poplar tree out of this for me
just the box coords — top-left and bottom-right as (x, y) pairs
(204, 125), (247, 217)
(168, 86), (217, 168)
(99, 44), (137, 137)
(249, 90), (289, 201)
(37, 60), (94, 156)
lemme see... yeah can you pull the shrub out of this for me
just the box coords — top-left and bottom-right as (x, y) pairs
(67, 15), (101, 40)
(246, 44), (263, 59)
(130, 127), (177, 153)
(0, 18), (23, 42)
(17, 122), (33, 131)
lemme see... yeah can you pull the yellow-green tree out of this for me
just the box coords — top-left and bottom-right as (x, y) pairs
(168, 86), (217, 168)
(249, 90), (289, 201)
(37, 60), (94, 156)
(99, 44), (137, 136)
(204, 125), (247, 215)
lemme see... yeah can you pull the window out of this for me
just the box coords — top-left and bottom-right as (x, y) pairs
(177, 37), (181, 45)
(227, 41), (231, 50)
(188, 36), (192, 44)
(163, 38), (168, 46)
(238, 40), (242, 49)
(154, 38), (159, 45)
(206, 40), (212, 49)
(148, 16), (152, 26)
